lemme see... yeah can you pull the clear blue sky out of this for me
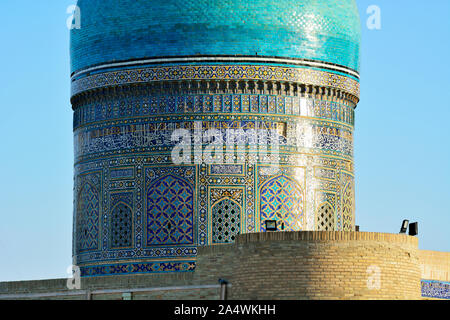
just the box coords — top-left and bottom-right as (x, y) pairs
(0, 1), (448, 281)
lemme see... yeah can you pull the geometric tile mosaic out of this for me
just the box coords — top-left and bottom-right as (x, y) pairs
(110, 203), (133, 248)
(80, 261), (196, 277)
(75, 182), (100, 253)
(71, 65), (360, 98)
(260, 175), (304, 231)
(342, 182), (354, 231)
(73, 93), (356, 129)
(146, 175), (194, 246)
(421, 280), (450, 300)
(212, 198), (241, 244)
(317, 202), (335, 231)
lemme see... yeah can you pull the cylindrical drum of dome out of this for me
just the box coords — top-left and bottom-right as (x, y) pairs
(70, 0), (361, 277)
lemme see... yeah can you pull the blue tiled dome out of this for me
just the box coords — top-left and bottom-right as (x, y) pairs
(71, 0), (361, 73)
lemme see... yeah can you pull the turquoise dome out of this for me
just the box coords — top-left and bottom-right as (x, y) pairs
(71, 0), (361, 74)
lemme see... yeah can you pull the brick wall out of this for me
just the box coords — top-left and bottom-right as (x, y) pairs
(226, 232), (421, 300)
(0, 273), (221, 300)
(0, 232), (430, 300)
(419, 250), (450, 282)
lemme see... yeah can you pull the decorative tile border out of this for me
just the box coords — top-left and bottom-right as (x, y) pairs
(71, 64), (360, 98)
(73, 93), (355, 129)
(73, 56), (360, 80)
(79, 261), (196, 277)
(421, 280), (450, 299)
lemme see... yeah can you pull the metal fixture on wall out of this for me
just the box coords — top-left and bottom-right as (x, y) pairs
(409, 222), (419, 236)
(400, 220), (409, 234)
(219, 279), (229, 300)
(265, 220), (277, 232)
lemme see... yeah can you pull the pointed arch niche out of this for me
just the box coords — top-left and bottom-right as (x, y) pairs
(316, 202), (335, 231)
(76, 182), (100, 253)
(259, 175), (304, 231)
(211, 198), (242, 244)
(110, 202), (133, 249)
(146, 174), (194, 246)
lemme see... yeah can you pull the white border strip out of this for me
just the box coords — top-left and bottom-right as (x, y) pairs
(72, 56), (360, 80)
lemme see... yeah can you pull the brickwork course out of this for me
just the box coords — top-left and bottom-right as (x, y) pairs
(2, 231), (444, 300)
